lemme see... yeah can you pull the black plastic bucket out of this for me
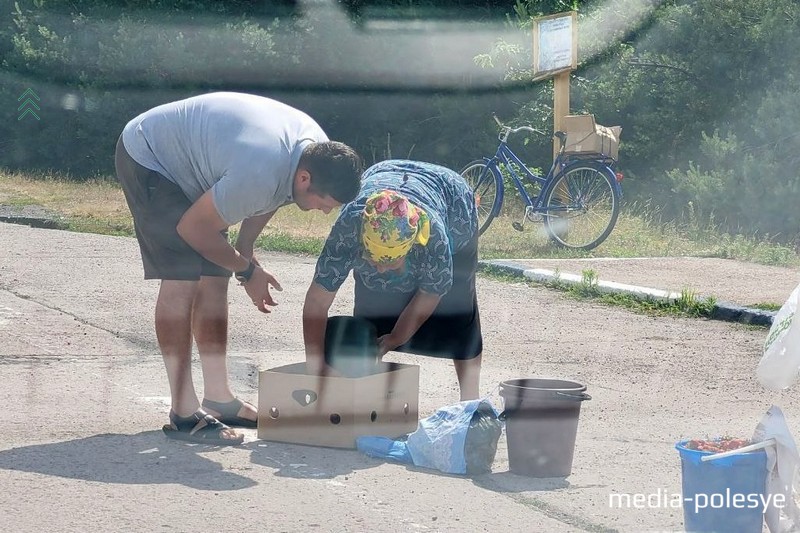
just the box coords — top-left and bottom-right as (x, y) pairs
(499, 378), (591, 477)
(324, 316), (380, 377)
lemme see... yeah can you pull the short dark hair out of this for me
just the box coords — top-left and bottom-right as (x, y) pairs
(299, 141), (363, 204)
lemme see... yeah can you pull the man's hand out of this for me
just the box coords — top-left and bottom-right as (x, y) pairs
(234, 243), (254, 259)
(243, 267), (283, 313)
(235, 247), (259, 266)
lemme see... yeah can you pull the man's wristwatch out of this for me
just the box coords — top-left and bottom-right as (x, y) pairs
(235, 260), (256, 284)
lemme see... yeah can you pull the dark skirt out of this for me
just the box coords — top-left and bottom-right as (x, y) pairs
(353, 234), (483, 360)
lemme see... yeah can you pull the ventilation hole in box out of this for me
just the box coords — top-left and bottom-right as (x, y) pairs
(269, 407), (279, 419)
(330, 413), (341, 425)
(370, 411), (377, 422)
(403, 403), (409, 415)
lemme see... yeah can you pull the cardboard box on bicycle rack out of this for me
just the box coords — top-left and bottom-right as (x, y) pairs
(563, 114), (622, 160)
(257, 361), (420, 448)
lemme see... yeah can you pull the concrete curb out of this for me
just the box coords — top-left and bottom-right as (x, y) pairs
(480, 259), (776, 327)
(0, 215), (64, 229)
(0, 206), (65, 230)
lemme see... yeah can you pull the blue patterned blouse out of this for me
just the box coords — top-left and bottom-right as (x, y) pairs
(313, 160), (478, 295)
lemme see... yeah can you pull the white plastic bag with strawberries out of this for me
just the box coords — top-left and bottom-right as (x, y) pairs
(757, 283), (800, 390)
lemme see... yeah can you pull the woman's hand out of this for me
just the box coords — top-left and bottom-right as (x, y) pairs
(378, 333), (403, 357)
(306, 357), (343, 378)
(377, 291), (441, 355)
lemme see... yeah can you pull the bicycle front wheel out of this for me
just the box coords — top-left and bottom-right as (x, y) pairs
(542, 162), (621, 250)
(460, 160), (502, 235)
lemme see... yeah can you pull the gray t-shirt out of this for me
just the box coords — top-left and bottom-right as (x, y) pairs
(121, 92), (328, 225)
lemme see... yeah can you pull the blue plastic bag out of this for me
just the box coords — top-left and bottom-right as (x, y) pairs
(357, 399), (501, 475)
(356, 436), (413, 464)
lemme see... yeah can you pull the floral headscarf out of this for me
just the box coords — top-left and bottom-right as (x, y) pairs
(361, 190), (430, 264)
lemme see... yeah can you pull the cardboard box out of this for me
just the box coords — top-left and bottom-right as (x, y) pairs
(258, 362), (420, 448)
(563, 114), (622, 160)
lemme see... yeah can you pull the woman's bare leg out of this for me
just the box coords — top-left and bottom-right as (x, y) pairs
(454, 353), (482, 401)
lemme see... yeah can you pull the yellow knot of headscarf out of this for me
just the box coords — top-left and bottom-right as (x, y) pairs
(362, 190), (430, 264)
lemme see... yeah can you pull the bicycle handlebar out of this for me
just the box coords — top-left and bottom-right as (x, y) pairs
(493, 114), (563, 145)
(511, 125), (544, 135)
(493, 114), (545, 136)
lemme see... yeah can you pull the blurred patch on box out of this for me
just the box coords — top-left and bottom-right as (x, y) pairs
(324, 315), (380, 378)
(257, 362), (420, 448)
(563, 114), (622, 160)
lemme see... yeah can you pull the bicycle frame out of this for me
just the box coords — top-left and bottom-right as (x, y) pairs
(480, 136), (620, 219)
(483, 142), (555, 212)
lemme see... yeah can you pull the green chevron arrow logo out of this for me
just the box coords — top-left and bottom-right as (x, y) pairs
(17, 88), (41, 121)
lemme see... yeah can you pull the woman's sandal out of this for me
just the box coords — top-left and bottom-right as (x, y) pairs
(162, 409), (245, 446)
(201, 398), (258, 428)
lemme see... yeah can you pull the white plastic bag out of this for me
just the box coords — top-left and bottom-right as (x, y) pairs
(757, 283), (800, 390)
(752, 406), (800, 533)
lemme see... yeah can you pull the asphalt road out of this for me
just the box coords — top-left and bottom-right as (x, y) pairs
(2, 222), (798, 533)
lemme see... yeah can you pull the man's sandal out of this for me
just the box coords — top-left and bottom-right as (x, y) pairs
(162, 410), (244, 446)
(201, 398), (257, 428)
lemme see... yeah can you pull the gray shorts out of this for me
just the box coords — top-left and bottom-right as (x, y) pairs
(114, 136), (231, 281)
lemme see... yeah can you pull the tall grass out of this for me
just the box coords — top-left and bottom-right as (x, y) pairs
(1, 169), (798, 267)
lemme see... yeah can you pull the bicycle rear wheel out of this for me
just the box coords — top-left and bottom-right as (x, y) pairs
(460, 160), (502, 235)
(542, 162), (621, 250)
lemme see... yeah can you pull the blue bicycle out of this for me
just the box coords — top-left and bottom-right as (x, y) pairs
(461, 116), (623, 250)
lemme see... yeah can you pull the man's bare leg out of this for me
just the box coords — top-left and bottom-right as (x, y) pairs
(156, 280), (201, 416)
(194, 276), (257, 422)
(156, 279), (241, 440)
(454, 353), (482, 401)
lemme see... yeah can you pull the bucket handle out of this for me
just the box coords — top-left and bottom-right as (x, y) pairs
(555, 391), (592, 401)
(498, 391), (591, 420)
